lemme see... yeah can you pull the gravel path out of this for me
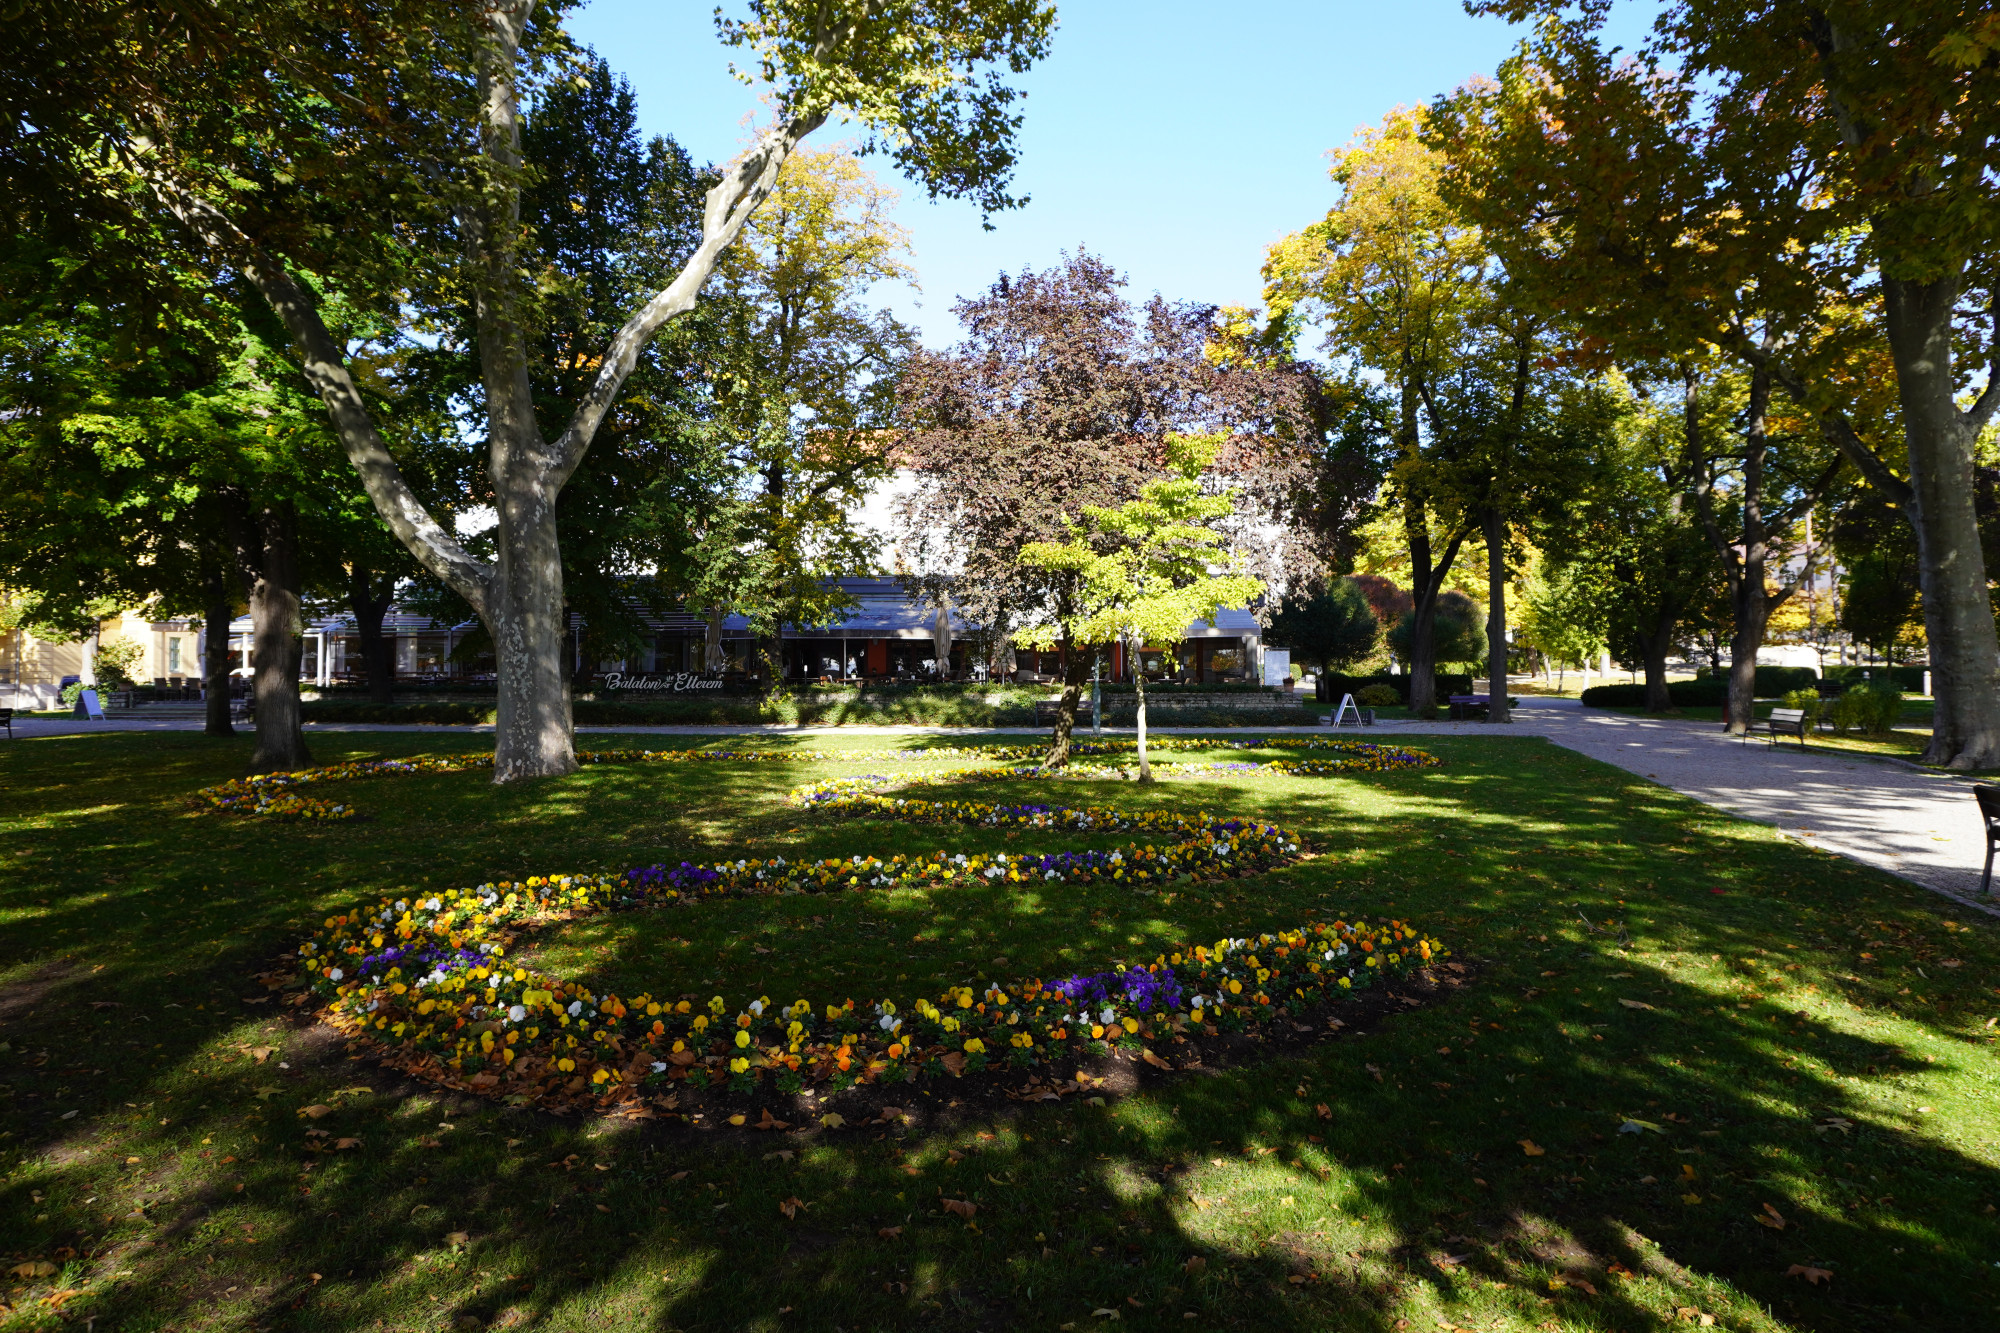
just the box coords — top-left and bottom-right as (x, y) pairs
(1396, 701), (1997, 916)
(14, 702), (1992, 915)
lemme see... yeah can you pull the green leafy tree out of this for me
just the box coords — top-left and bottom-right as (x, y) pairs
(1265, 580), (1381, 679)
(13, 0), (1056, 781)
(1016, 434), (1263, 779)
(704, 145), (915, 685)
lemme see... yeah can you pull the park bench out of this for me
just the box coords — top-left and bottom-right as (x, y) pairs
(1447, 694), (1513, 721)
(0, 707), (12, 738)
(1976, 785), (2000, 897)
(1748, 706), (1810, 749)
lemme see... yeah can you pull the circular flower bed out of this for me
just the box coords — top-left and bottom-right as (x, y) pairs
(293, 756), (1447, 1113)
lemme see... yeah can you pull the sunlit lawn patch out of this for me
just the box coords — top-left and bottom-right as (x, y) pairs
(1, 730), (1996, 1332)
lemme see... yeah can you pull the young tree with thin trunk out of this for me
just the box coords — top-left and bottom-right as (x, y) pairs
(19, 0), (1054, 781)
(895, 255), (1280, 765)
(1016, 435), (1263, 781)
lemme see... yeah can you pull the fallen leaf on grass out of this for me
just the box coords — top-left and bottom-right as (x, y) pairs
(754, 1109), (791, 1131)
(334, 1137), (361, 1150)
(820, 1113), (846, 1129)
(778, 1197), (805, 1219)
(1091, 1309), (1120, 1320)
(298, 1104), (331, 1119)
(253, 1086), (282, 1101)
(941, 1198), (978, 1220)
(10, 1261), (56, 1279)
(1433, 1252), (1470, 1270)
(1548, 1274), (1598, 1295)
(1815, 1117), (1854, 1135)
(249, 1047), (275, 1063)
(1365, 1064), (1383, 1082)
(1182, 1256), (1207, 1273)
(1619, 1118), (1663, 1135)
(1618, 999), (1656, 1010)
(1519, 1140), (1546, 1157)
(667, 1171), (689, 1181)
(444, 1231), (469, 1249)
(1316, 1103), (1332, 1120)
(878, 1226), (903, 1239)
(1785, 1264), (1833, 1285)
(764, 1149), (795, 1162)
(1754, 1203), (1788, 1231)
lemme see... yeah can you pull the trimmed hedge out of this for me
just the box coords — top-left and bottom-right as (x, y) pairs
(1580, 679), (1727, 709)
(1824, 664), (1927, 693)
(300, 701), (496, 725)
(1313, 672), (1473, 705)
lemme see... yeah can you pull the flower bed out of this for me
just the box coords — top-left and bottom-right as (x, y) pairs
(295, 766), (1446, 1112)
(194, 738), (1441, 821)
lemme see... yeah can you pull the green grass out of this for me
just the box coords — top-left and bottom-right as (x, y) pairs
(3, 731), (1999, 1332)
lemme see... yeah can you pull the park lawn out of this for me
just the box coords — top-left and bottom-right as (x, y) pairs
(2, 732), (1998, 1333)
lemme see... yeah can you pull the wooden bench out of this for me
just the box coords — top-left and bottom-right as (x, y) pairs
(1748, 706), (1810, 748)
(0, 707), (11, 738)
(1448, 694), (1514, 721)
(1977, 785), (2000, 897)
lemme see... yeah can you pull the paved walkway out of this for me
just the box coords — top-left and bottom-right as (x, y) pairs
(11, 702), (1992, 915)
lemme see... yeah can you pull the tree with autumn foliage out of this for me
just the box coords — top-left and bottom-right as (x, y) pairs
(895, 253), (1302, 764)
(1451, 3), (2000, 766)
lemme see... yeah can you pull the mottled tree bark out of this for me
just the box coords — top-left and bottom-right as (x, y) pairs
(230, 499), (311, 773)
(1884, 274), (2000, 769)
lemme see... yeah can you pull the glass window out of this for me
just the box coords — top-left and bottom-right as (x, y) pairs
(1210, 647), (1242, 676)
(166, 637), (183, 674)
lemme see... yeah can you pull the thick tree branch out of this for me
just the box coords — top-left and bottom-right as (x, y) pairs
(550, 109), (828, 487)
(139, 162), (494, 616)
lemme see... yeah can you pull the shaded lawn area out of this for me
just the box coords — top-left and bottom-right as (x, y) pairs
(1, 732), (1998, 1332)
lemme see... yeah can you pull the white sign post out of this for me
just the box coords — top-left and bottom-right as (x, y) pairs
(1262, 649), (1291, 688)
(1333, 692), (1362, 727)
(73, 688), (105, 720)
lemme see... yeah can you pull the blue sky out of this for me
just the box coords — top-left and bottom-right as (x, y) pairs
(566, 1), (1658, 346)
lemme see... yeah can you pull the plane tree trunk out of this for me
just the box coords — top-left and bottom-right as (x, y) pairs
(1883, 274), (2000, 769)
(229, 497), (311, 773)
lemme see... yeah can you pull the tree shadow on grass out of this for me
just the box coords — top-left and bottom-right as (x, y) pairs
(1, 734), (1997, 1331)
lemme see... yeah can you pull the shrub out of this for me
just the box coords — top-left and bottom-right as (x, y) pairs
(1356, 683), (1401, 706)
(1828, 685), (1903, 736)
(1580, 678), (1727, 709)
(95, 637), (145, 689)
(1753, 665), (1819, 697)
(1824, 664), (1927, 693)
(300, 701), (496, 725)
(1779, 688), (1823, 728)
